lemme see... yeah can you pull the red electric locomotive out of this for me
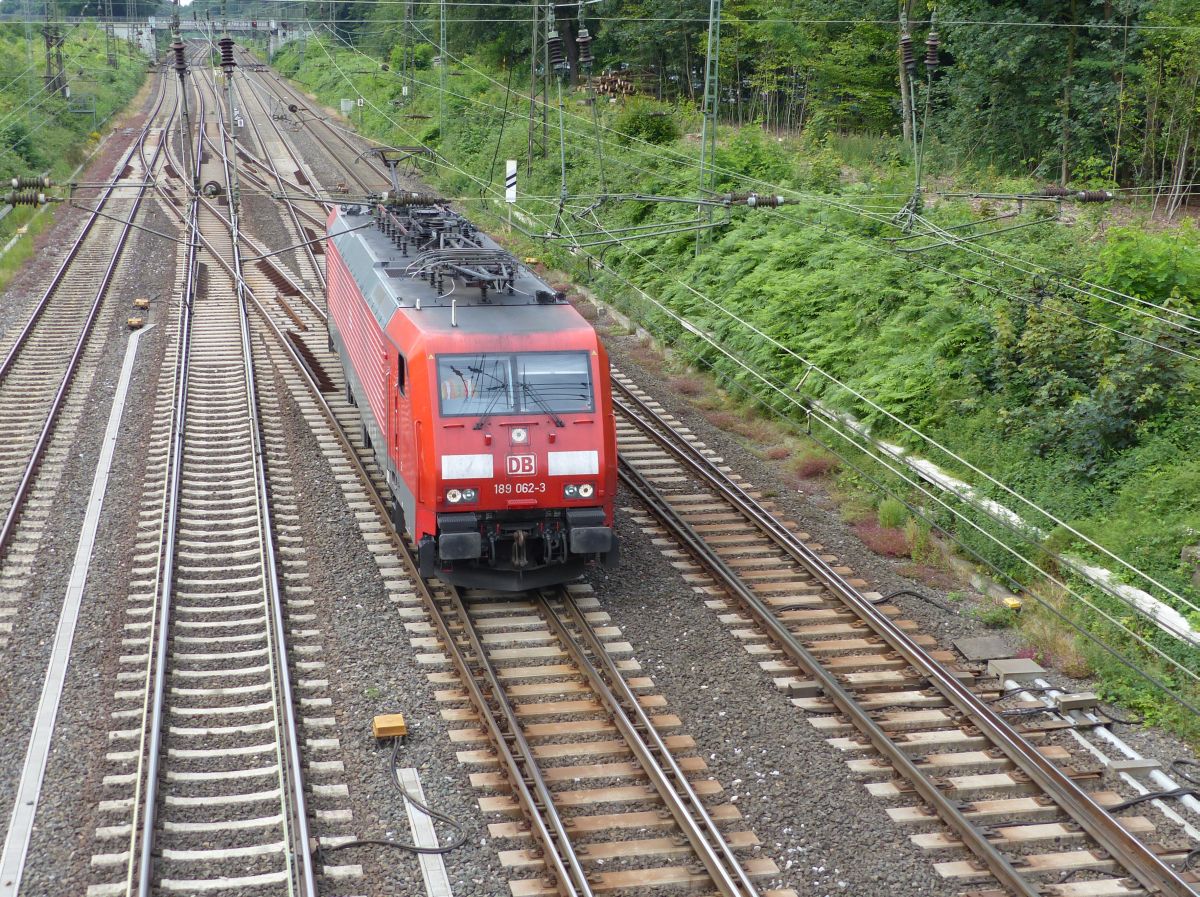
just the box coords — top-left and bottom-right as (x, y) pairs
(326, 191), (619, 590)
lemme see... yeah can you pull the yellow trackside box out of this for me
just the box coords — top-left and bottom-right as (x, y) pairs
(371, 713), (408, 740)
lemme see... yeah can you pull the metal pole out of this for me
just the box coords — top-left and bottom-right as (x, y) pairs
(526, 0), (538, 172)
(438, 0), (447, 130)
(695, 0), (721, 255)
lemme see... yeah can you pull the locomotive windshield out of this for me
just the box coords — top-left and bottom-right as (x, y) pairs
(438, 352), (594, 417)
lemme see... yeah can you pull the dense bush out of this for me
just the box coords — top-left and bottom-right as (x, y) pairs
(613, 98), (680, 145)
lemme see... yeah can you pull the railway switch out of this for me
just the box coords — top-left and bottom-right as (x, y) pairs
(371, 713), (408, 740)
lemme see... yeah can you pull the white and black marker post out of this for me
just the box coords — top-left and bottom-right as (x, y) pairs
(505, 159), (517, 229)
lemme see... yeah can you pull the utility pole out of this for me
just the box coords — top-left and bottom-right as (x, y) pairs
(171, 1), (196, 191)
(43, 0), (66, 98)
(438, 0), (447, 129)
(399, 0), (414, 101)
(898, 0), (914, 148)
(218, 33), (241, 217)
(526, 0), (552, 172)
(695, 0), (720, 255)
(103, 0), (116, 67)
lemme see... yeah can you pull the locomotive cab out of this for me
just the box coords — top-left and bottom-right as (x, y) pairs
(326, 195), (619, 591)
(417, 345), (618, 588)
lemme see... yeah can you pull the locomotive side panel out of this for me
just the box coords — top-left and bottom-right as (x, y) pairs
(385, 333), (428, 539)
(327, 239), (392, 474)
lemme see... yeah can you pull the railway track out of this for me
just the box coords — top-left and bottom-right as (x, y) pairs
(176, 61), (799, 896)
(608, 372), (1200, 897)
(218, 57), (1200, 896)
(192, 50), (1200, 897)
(0, 73), (174, 651)
(78, 58), (325, 897)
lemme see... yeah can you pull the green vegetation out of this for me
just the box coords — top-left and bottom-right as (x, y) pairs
(0, 23), (147, 282)
(271, 7), (1200, 738)
(972, 601), (1020, 630)
(876, 497), (908, 529)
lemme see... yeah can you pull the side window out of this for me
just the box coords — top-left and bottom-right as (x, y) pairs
(397, 353), (407, 395)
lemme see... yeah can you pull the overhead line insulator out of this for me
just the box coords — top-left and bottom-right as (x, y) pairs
(6, 190), (48, 205)
(576, 28), (593, 67)
(218, 36), (236, 73)
(925, 30), (939, 72)
(547, 29), (566, 72)
(900, 32), (915, 77)
(11, 176), (51, 189)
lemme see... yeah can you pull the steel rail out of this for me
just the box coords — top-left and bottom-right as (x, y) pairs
(179, 113), (592, 887)
(137, 56), (320, 897)
(246, 62), (389, 192)
(217, 57), (319, 897)
(184, 60), (326, 320)
(0, 87), (165, 384)
(541, 590), (760, 897)
(440, 585), (595, 897)
(133, 68), (206, 897)
(192, 197), (592, 896)
(228, 68), (326, 289)
(0, 72), (173, 561)
(611, 385), (1198, 897)
(172, 65), (327, 325)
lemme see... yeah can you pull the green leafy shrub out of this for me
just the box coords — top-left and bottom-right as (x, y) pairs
(613, 98), (680, 145)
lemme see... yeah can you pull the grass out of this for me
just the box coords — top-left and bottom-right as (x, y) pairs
(972, 601), (1019, 629)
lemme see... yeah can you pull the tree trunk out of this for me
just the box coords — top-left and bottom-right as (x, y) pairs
(1060, 1), (1077, 186)
(898, 0), (914, 146)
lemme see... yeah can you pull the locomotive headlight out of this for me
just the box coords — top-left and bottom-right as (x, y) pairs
(564, 483), (594, 499)
(577, 483), (595, 499)
(446, 488), (463, 504)
(510, 427), (529, 445)
(564, 484), (579, 498)
(461, 488), (478, 502)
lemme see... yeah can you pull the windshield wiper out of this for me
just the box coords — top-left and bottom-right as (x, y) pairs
(467, 362), (510, 430)
(520, 380), (566, 428)
(473, 384), (508, 430)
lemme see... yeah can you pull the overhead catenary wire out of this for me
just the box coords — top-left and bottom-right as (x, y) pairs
(80, 4), (1200, 30)
(298, 27), (1200, 641)
(261, 31), (1200, 735)
(327, 24), (1200, 351)
(388, 24), (1200, 336)
(325, 26), (1200, 359)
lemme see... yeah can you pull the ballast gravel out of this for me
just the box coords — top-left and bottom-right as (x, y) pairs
(266, 383), (507, 897)
(1, 191), (179, 895)
(586, 506), (959, 897)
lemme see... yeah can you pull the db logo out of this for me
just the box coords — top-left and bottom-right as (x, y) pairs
(506, 454), (536, 476)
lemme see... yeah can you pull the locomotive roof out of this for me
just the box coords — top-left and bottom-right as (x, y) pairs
(328, 204), (592, 338)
